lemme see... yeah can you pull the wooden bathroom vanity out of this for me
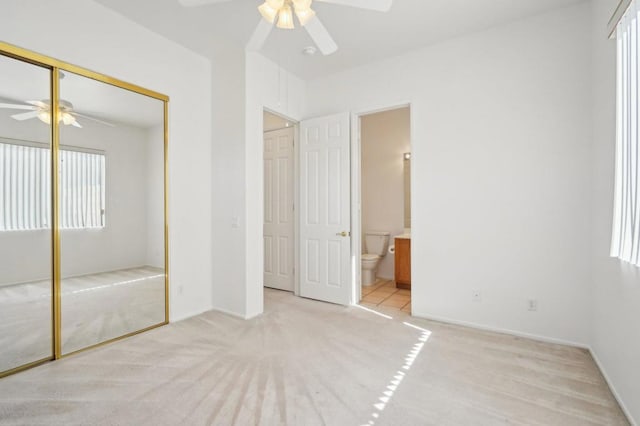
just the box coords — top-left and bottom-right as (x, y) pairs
(394, 236), (411, 289)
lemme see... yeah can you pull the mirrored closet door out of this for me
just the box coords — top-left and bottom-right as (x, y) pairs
(0, 54), (53, 373)
(0, 44), (168, 377)
(59, 71), (166, 355)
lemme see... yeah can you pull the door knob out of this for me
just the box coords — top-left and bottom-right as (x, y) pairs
(336, 231), (351, 237)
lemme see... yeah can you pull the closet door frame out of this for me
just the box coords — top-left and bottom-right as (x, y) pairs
(0, 41), (170, 377)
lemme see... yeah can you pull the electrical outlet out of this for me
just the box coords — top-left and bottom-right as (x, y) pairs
(527, 299), (538, 311)
(178, 284), (183, 295)
(472, 291), (482, 302)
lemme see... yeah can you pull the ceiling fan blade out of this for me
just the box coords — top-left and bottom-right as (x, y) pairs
(73, 112), (115, 127)
(11, 111), (39, 121)
(246, 19), (274, 52)
(26, 100), (49, 108)
(0, 103), (36, 111)
(315, 0), (392, 12)
(304, 16), (338, 55)
(177, 0), (235, 7)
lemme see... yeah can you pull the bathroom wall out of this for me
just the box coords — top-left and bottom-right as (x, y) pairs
(361, 107), (411, 280)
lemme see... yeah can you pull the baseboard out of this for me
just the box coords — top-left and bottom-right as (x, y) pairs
(412, 312), (637, 424)
(589, 348), (637, 426)
(169, 305), (212, 323)
(211, 306), (261, 320)
(411, 311), (590, 349)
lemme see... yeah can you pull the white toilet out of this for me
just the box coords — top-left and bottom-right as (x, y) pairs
(361, 231), (391, 286)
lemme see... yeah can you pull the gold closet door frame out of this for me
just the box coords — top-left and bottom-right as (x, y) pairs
(0, 41), (170, 376)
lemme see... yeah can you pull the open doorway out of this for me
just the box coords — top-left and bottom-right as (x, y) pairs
(356, 106), (412, 313)
(263, 110), (297, 293)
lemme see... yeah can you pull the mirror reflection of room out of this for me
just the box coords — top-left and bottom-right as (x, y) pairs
(0, 54), (53, 373)
(359, 107), (411, 313)
(58, 72), (166, 355)
(0, 56), (167, 373)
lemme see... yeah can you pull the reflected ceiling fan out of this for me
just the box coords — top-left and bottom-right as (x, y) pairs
(178, 0), (393, 55)
(0, 99), (115, 129)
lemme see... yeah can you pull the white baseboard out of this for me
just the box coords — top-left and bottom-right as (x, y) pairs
(589, 348), (637, 426)
(211, 306), (261, 320)
(412, 311), (636, 425)
(411, 311), (590, 349)
(170, 305), (261, 322)
(169, 305), (213, 323)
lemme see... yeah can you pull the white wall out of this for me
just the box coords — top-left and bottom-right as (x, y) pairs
(361, 108), (411, 279)
(244, 52), (306, 318)
(0, 0), (213, 321)
(307, 3), (593, 346)
(591, 0), (640, 423)
(211, 46), (247, 317)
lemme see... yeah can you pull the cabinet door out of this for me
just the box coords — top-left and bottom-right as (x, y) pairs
(395, 238), (411, 289)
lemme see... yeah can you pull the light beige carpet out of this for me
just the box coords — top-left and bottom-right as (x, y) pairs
(0, 266), (165, 373)
(0, 289), (629, 425)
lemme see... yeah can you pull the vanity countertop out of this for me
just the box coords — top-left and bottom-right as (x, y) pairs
(395, 234), (411, 240)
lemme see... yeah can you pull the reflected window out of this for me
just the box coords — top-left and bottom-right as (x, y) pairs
(0, 140), (105, 231)
(59, 149), (106, 229)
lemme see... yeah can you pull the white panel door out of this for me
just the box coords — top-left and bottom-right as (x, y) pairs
(264, 128), (295, 292)
(299, 113), (351, 305)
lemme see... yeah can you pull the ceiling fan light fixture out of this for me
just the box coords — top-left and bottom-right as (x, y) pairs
(276, 4), (295, 29)
(295, 7), (315, 26)
(258, 2), (279, 24)
(61, 112), (76, 126)
(293, 0), (312, 10)
(37, 110), (51, 125)
(266, 0), (284, 9)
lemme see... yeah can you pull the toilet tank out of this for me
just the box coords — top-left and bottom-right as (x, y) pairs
(365, 231), (390, 256)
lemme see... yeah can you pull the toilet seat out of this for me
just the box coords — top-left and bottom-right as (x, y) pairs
(362, 254), (380, 262)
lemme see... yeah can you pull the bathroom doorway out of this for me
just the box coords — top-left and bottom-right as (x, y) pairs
(355, 106), (412, 313)
(263, 110), (297, 293)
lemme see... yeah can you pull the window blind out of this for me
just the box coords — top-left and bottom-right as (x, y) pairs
(611, 0), (640, 265)
(0, 141), (105, 232)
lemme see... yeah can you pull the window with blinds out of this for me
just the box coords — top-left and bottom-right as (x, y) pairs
(611, 0), (640, 265)
(0, 141), (106, 231)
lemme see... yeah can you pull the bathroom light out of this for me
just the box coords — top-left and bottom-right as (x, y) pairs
(404, 152), (412, 160)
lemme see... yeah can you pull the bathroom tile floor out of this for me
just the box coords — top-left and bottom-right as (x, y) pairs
(361, 279), (411, 313)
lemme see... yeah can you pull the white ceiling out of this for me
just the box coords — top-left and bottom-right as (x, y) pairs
(95, 0), (586, 80)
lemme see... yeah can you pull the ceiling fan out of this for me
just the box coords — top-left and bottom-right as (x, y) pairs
(178, 0), (393, 55)
(0, 100), (115, 129)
